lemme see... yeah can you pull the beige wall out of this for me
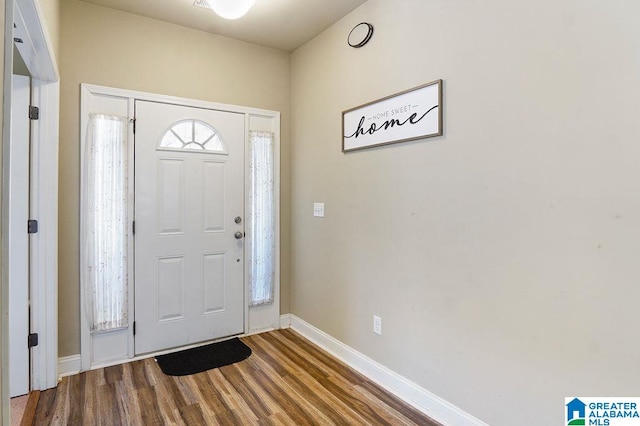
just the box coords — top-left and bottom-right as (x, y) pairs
(58, 0), (291, 356)
(38, 0), (60, 64)
(290, 0), (640, 424)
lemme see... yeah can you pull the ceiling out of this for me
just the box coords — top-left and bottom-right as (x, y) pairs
(80, 0), (367, 52)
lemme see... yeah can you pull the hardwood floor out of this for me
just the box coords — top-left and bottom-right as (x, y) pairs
(33, 329), (440, 425)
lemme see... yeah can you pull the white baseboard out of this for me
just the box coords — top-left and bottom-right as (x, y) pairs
(279, 313), (291, 329)
(57, 355), (81, 379)
(289, 315), (488, 426)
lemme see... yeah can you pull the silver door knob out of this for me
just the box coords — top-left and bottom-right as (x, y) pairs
(234, 216), (242, 224)
(234, 231), (244, 239)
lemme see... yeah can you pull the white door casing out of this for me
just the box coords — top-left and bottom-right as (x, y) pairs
(134, 101), (245, 355)
(4, 0), (61, 395)
(79, 84), (280, 371)
(8, 74), (31, 397)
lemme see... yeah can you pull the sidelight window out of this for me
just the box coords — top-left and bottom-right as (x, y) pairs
(81, 113), (129, 332)
(248, 131), (275, 306)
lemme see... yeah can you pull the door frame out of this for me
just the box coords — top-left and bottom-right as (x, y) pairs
(79, 84), (280, 371)
(2, 0), (60, 409)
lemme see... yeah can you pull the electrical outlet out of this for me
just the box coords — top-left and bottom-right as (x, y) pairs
(373, 315), (382, 335)
(313, 202), (325, 217)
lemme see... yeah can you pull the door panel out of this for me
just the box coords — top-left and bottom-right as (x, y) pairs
(9, 75), (31, 397)
(202, 161), (226, 232)
(157, 158), (185, 234)
(134, 101), (245, 355)
(203, 253), (226, 313)
(157, 256), (185, 322)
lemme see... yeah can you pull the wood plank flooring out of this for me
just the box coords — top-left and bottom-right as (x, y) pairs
(32, 329), (440, 425)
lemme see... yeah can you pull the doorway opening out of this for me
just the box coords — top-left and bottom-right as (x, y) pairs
(78, 84), (281, 371)
(3, 1), (61, 423)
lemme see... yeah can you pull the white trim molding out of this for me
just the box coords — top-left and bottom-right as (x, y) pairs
(289, 315), (488, 426)
(280, 314), (291, 329)
(2, 2), (17, 422)
(58, 355), (82, 379)
(14, 0), (59, 82)
(29, 79), (60, 391)
(4, 0), (60, 395)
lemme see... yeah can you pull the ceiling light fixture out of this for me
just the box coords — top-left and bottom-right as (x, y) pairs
(208, 0), (256, 20)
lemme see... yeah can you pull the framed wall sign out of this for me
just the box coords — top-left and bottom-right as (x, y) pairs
(342, 79), (443, 152)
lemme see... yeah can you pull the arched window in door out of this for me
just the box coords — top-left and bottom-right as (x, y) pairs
(159, 119), (227, 153)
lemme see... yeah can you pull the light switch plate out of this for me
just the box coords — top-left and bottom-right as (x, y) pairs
(313, 202), (325, 217)
(373, 315), (382, 335)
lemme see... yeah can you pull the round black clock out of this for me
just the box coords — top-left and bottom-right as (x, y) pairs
(348, 22), (374, 48)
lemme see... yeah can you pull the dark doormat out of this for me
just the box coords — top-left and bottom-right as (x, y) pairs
(155, 337), (251, 376)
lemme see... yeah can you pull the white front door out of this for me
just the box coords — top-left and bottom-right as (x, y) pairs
(9, 75), (31, 397)
(134, 101), (245, 355)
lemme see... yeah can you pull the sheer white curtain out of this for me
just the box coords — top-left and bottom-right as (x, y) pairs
(81, 113), (129, 332)
(248, 131), (275, 306)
